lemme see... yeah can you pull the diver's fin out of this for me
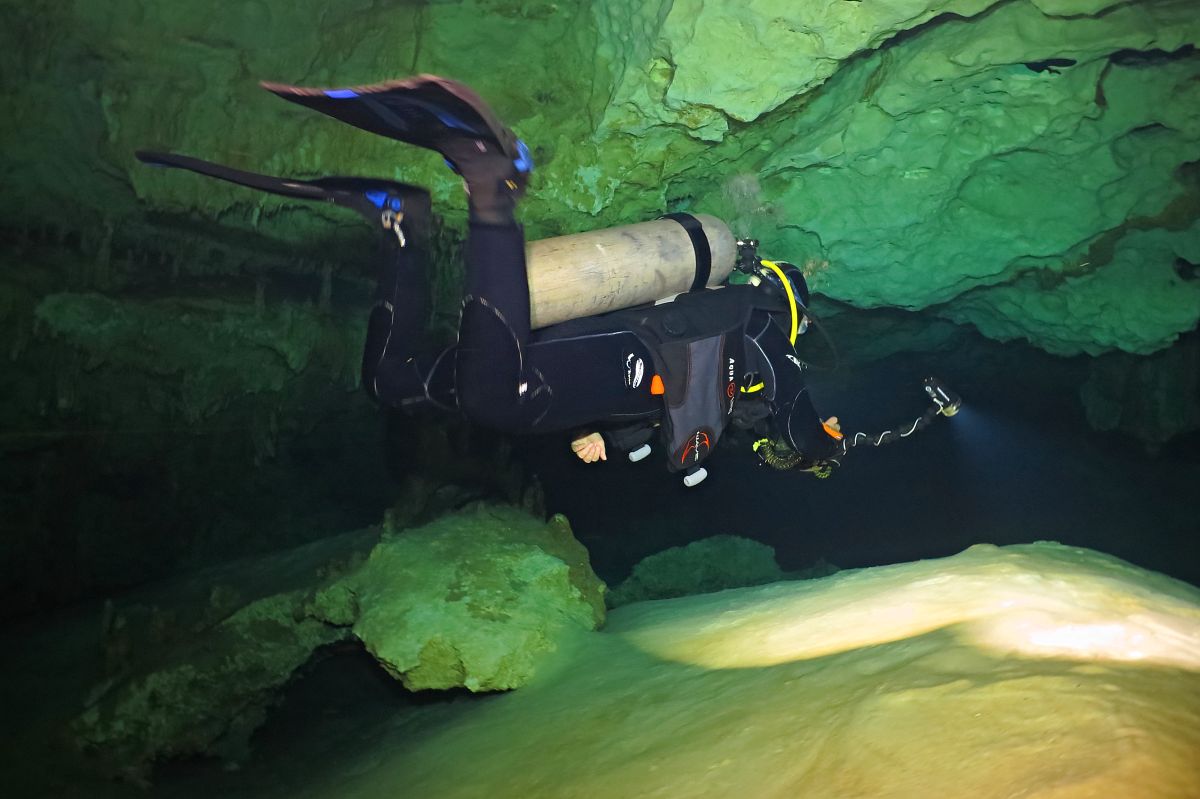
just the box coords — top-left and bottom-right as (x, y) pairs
(136, 150), (331, 201)
(135, 150), (430, 229)
(259, 74), (528, 168)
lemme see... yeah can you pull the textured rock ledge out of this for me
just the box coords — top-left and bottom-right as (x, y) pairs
(71, 505), (605, 776)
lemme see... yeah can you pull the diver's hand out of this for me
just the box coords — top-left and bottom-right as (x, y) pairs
(571, 432), (607, 463)
(821, 416), (842, 438)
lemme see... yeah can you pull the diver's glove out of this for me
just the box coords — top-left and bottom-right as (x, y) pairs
(800, 459), (837, 479)
(752, 438), (839, 478)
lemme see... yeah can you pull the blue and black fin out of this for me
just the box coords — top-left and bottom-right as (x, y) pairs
(135, 150), (430, 233)
(259, 74), (531, 174)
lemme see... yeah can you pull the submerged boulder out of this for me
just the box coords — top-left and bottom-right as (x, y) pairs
(608, 535), (787, 608)
(73, 591), (348, 774)
(315, 506), (606, 691)
(71, 505), (605, 775)
(70, 527), (377, 777)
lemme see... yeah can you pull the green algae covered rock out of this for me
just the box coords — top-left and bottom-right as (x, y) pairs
(69, 505), (605, 774)
(73, 590), (348, 774)
(70, 528), (379, 775)
(608, 535), (786, 608)
(34, 292), (364, 421)
(5, 0), (1200, 388)
(939, 221), (1200, 356)
(315, 506), (606, 691)
(750, 0), (1200, 343)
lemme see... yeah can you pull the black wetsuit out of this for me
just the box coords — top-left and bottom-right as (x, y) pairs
(362, 219), (838, 462)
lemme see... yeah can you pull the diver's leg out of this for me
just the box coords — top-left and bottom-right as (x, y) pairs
(132, 150), (449, 407)
(359, 190), (455, 409)
(447, 138), (663, 431)
(270, 75), (543, 428)
(362, 230), (436, 407)
(454, 214), (543, 429)
(428, 125), (547, 429)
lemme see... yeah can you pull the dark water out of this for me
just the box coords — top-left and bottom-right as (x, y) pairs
(527, 332), (1200, 590)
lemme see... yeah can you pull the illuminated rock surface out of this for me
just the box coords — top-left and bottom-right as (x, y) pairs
(318, 506), (606, 691)
(290, 542), (1200, 799)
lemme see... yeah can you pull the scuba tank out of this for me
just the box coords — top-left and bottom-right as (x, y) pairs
(526, 214), (736, 328)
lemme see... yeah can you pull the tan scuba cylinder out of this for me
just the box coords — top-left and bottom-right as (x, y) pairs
(525, 214), (736, 329)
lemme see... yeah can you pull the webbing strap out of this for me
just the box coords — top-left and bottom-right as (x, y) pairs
(661, 212), (712, 292)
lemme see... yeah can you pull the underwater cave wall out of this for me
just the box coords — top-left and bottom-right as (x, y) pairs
(2, 0), (1199, 610)
(3, 0), (1197, 355)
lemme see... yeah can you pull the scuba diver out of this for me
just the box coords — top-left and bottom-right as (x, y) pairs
(140, 76), (954, 487)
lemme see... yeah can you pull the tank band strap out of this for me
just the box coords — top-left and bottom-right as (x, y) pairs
(661, 212), (712, 292)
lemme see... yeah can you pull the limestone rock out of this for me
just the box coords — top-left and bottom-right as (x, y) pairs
(68, 505), (605, 774)
(69, 528), (379, 775)
(34, 292), (363, 421)
(940, 222), (1200, 357)
(608, 535), (786, 608)
(73, 591), (347, 774)
(337, 542), (1200, 797)
(1080, 332), (1200, 451)
(5, 0), (1199, 357)
(318, 506), (606, 691)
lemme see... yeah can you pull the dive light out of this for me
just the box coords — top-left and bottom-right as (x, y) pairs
(923, 377), (962, 417)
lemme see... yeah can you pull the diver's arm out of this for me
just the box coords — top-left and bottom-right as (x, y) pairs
(750, 308), (842, 460)
(572, 419), (661, 463)
(780, 387), (841, 460)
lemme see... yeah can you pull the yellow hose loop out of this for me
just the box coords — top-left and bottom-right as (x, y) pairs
(760, 259), (799, 345)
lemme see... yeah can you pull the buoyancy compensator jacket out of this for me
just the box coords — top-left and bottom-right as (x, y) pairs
(611, 285), (762, 474)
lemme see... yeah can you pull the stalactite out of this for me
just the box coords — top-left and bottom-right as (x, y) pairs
(318, 263), (333, 313)
(94, 222), (114, 290)
(250, 408), (279, 465)
(122, 247), (136, 286)
(55, 355), (75, 412)
(9, 315), (29, 362)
